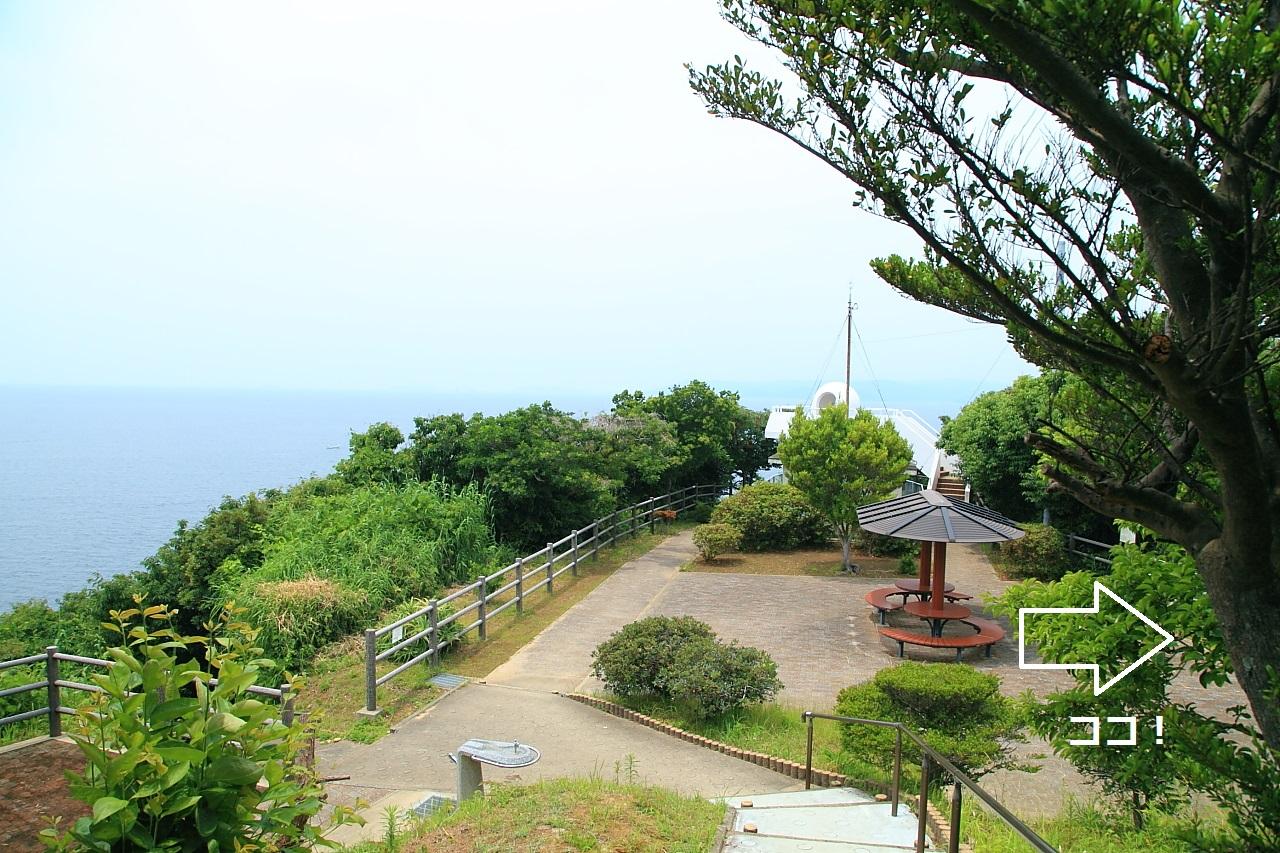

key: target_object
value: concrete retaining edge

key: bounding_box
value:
[561,692,970,851]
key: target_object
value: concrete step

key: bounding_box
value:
[716,788,941,852]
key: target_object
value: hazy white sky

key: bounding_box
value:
[0,1,1033,410]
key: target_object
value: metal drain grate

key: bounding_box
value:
[411,794,454,818]
[429,672,467,689]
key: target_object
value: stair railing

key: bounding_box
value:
[801,710,1056,853]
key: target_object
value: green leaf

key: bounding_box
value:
[206,755,262,786]
[92,796,129,822]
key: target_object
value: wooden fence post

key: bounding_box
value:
[571,529,579,577]
[363,630,378,715]
[477,578,488,641]
[428,601,441,667]
[546,542,555,594]
[515,557,525,615]
[45,646,61,738]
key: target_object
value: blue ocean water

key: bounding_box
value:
[0,386,608,611]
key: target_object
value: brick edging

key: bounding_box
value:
[562,692,970,852]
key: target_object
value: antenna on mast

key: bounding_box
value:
[845,287,854,415]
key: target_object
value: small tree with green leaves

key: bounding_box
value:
[41,599,358,851]
[779,405,912,572]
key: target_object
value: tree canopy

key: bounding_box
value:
[779,405,913,570]
[692,0,1280,748]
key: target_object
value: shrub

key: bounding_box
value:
[683,500,716,524]
[376,598,463,663]
[239,576,367,672]
[997,522,1072,580]
[663,637,782,719]
[710,483,830,551]
[692,524,743,561]
[834,662,1026,785]
[41,601,357,851]
[851,529,919,558]
[591,616,716,697]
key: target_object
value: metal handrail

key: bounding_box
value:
[801,710,1056,853]
[0,647,293,737]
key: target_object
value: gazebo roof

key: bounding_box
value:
[856,489,1025,543]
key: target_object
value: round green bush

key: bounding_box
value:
[834,662,1025,785]
[692,523,743,561]
[710,483,831,551]
[591,616,716,697]
[997,522,1072,580]
[851,529,919,558]
[663,637,783,719]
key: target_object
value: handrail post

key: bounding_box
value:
[803,711,814,790]
[950,781,962,853]
[363,630,378,714]
[428,602,441,667]
[515,557,525,615]
[917,754,930,853]
[892,726,903,816]
[571,529,579,577]
[45,646,61,738]
[280,683,295,727]
[546,542,554,594]
[592,521,600,560]
[477,578,488,641]
[648,497,656,533]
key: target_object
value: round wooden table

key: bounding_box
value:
[894,578,955,602]
[904,600,972,637]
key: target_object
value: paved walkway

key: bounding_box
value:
[321,529,1247,821]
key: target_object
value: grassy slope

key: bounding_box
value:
[340,779,724,853]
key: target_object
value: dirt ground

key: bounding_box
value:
[0,738,87,851]
[684,546,906,578]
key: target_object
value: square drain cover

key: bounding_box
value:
[429,672,467,689]
[411,794,454,818]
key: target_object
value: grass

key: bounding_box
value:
[960,797,1218,853]
[300,522,695,742]
[342,778,725,853]
[683,545,907,578]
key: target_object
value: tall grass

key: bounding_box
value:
[225,481,503,670]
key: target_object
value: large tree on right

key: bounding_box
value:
[691,1,1280,747]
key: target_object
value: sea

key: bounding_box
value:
[0,386,609,612]
[0,383,955,613]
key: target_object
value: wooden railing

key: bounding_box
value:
[0,647,294,739]
[1066,533,1114,566]
[361,484,723,715]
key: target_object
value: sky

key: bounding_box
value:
[0,1,1035,414]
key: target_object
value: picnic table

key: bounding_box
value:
[903,599,973,637]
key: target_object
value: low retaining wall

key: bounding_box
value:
[563,692,967,851]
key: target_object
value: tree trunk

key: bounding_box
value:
[1194,539,1280,752]
[841,535,853,573]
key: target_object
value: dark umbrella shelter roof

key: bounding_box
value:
[856,489,1025,543]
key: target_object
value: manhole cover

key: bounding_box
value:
[429,673,467,689]
[411,794,454,817]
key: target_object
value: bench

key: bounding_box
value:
[943,591,973,602]
[879,617,1005,661]
[865,587,906,625]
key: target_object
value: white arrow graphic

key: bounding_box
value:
[1018,581,1174,695]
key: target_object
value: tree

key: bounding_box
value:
[691,1,1280,748]
[410,404,615,548]
[778,405,912,571]
[335,422,410,486]
[612,381,772,490]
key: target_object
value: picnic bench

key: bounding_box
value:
[878,617,1005,661]
[865,587,906,624]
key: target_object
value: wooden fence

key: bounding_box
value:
[1066,533,1114,566]
[0,647,293,738]
[361,483,722,715]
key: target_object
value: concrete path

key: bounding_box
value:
[483,531,697,693]
[320,683,800,805]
